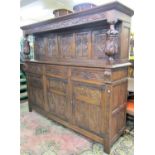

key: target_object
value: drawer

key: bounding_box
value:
[27,74,43,88]
[47,77,68,94]
[46,65,68,79]
[26,63,43,74]
[71,68,112,84]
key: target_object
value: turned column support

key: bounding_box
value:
[105,20,119,63]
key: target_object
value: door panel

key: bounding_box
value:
[72,81,106,136]
[46,77,69,121]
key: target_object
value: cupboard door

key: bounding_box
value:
[46,77,70,121]
[72,82,106,136]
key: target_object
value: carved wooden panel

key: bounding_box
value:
[111,113,117,140]
[59,33,74,58]
[117,108,126,132]
[92,29,107,59]
[112,84,120,111]
[27,73,44,109]
[34,36,46,60]
[112,81,127,111]
[73,83,101,105]
[75,32,90,58]
[111,80,127,142]
[28,86,35,105]
[47,34,58,58]
[120,26,130,59]
[47,92,68,121]
[47,77,68,121]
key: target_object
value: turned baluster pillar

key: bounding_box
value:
[105,21,119,62]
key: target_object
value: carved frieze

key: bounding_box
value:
[24,12,106,34]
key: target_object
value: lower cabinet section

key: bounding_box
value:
[26,63,128,154]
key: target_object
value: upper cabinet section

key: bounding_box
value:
[21,1,134,67]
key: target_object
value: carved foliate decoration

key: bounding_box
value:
[105,23,119,62]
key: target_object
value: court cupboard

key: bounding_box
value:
[21,2,134,153]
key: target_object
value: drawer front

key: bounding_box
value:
[27,74,43,89]
[47,77,67,94]
[71,68,111,84]
[26,63,43,74]
[46,65,68,79]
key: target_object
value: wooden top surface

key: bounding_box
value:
[25,59,131,69]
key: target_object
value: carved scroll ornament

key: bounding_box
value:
[105,22,119,62]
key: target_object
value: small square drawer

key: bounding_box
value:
[26,63,43,74]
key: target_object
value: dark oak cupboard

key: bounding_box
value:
[21,2,134,153]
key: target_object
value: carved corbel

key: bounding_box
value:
[105,21,119,62]
[23,35,30,59]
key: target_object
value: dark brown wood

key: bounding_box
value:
[21,2,134,154]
